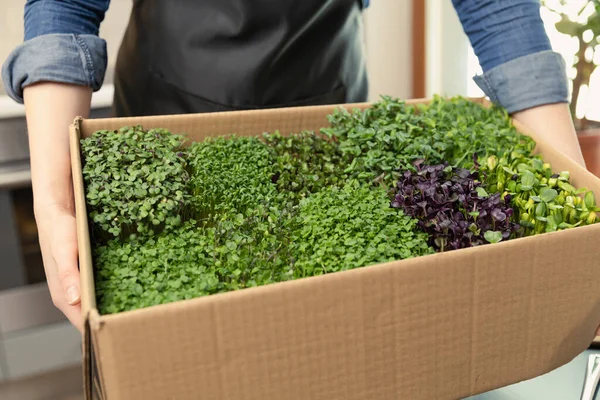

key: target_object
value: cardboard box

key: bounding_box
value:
[70,98,600,400]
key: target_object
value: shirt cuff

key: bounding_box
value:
[473,50,569,114]
[1,33,107,104]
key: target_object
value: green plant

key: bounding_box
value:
[289,181,434,278]
[81,126,191,242]
[322,96,535,188]
[95,220,219,314]
[187,136,278,219]
[94,179,433,314]
[483,153,599,235]
[264,130,347,202]
[83,95,599,316]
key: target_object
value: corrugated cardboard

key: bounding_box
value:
[69,98,600,400]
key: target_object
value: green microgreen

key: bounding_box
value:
[82,95,598,315]
[81,126,191,242]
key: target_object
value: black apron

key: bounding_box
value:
[112,0,369,117]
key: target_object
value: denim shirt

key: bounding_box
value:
[2,0,568,114]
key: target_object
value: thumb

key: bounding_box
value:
[51,212,81,305]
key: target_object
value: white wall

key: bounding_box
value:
[0,2,26,95]
[363,0,413,101]
[425,0,470,97]
[100,2,133,85]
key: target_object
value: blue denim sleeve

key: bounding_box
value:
[452,0,569,113]
[1,0,110,104]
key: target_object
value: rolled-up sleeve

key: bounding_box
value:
[1,0,110,104]
[452,0,569,113]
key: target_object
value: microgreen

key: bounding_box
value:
[391,160,520,251]
[481,152,599,235]
[321,95,536,188]
[82,95,599,315]
[187,135,277,218]
[289,181,434,278]
[94,181,433,314]
[94,220,220,314]
[81,126,191,242]
[264,130,347,203]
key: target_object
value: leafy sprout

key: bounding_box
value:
[321,95,535,188]
[391,160,521,251]
[81,126,191,242]
[82,96,598,315]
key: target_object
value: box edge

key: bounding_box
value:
[69,117,101,400]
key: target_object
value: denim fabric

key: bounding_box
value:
[451,0,553,71]
[1,33,107,102]
[23,0,110,40]
[451,0,569,109]
[2,0,111,103]
[2,0,569,113]
[473,50,569,114]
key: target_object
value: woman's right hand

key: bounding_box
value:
[23,82,93,333]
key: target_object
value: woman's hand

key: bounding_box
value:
[24,82,92,333]
[512,103,586,167]
[513,103,600,338]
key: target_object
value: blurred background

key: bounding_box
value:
[0,1,598,399]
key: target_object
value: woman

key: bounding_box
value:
[1,0,589,332]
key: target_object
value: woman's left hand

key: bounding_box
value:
[512,103,600,341]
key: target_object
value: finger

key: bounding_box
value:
[62,303,84,333]
[50,211,81,306]
[37,210,84,333]
[39,235,83,333]
[596,325,600,337]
